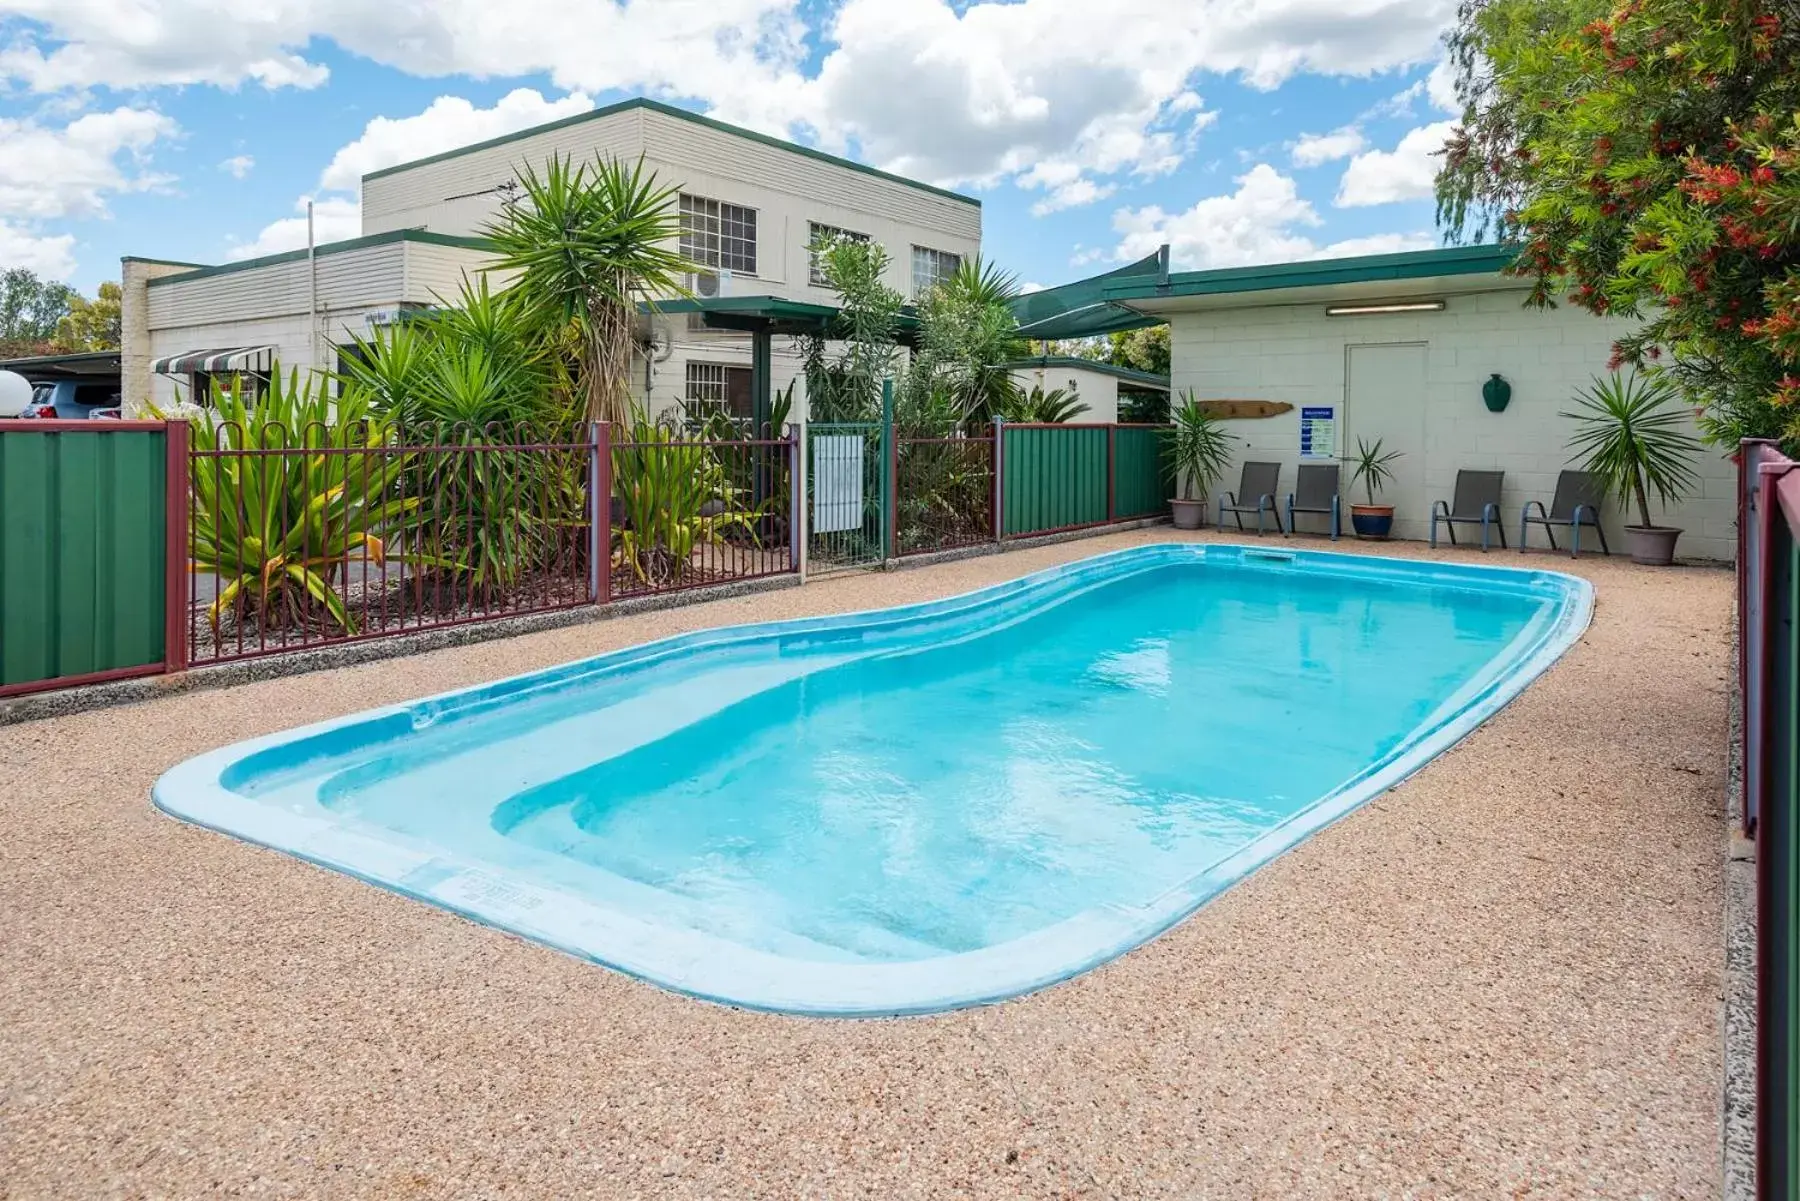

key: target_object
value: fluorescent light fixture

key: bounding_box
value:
[1325,300,1447,316]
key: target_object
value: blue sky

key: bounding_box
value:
[0,0,1464,297]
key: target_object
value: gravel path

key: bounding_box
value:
[0,530,1729,1199]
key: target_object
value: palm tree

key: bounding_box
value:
[998,384,1090,423]
[481,154,694,426]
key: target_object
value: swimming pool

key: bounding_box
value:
[155,544,1591,1016]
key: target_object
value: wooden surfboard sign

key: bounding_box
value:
[1192,400,1294,419]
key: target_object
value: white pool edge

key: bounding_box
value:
[153,543,1595,1018]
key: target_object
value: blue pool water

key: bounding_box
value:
[156,545,1591,1015]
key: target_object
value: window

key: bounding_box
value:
[680,195,757,275]
[911,245,963,297]
[808,222,871,286]
[191,371,266,406]
[685,361,753,420]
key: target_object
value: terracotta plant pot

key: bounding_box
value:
[1350,504,1395,540]
[1624,525,1682,566]
[1170,497,1206,530]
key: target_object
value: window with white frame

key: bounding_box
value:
[685,361,752,419]
[808,222,871,286]
[680,195,757,275]
[911,245,963,297]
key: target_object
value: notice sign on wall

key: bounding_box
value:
[1299,406,1336,460]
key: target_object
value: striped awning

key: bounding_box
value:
[150,346,274,375]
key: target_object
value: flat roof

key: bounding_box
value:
[1104,244,1519,305]
[0,350,122,378]
[1002,355,1170,391]
[362,97,981,209]
[145,230,493,288]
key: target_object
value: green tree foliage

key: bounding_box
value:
[481,154,692,426]
[997,384,1090,423]
[1066,325,1171,377]
[0,268,78,356]
[55,281,122,351]
[1436,0,1800,447]
[903,257,1027,430]
[803,235,904,423]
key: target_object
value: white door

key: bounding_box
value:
[1344,343,1428,539]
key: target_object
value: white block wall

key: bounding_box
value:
[1168,287,1737,561]
[1008,364,1121,424]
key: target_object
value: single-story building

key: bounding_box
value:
[1030,244,1735,561]
[1003,355,1168,424]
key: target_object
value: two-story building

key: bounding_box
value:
[121,98,983,420]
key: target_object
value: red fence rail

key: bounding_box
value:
[1738,437,1800,1200]
[893,433,996,556]
[185,422,800,666]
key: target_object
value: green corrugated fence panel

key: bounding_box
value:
[1002,426,1109,536]
[0,428,166,689]
[1111,427,1168,519]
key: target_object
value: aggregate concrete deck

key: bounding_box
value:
[0,531,1730,1198]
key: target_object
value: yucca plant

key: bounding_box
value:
[182,371,433,636]
[1562,371,1702,530]
[1163,391,1234,501]
[482,153,695,426]
[610,416,758,585]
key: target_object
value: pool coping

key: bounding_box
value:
[152,542,1595,1018]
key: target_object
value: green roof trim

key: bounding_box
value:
[121,255,207,269]
[1104,244,1520,303]
[1002,355,1170,391]
[644,294,925,344]
[361,97,981,208]
[146,230,494,287]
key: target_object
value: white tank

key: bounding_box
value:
[0,370,34,418]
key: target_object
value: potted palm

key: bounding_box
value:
[1348,437,1403,539]
[1561,371,1701,565]
[1164,392,1235,529]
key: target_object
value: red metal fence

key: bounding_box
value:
[893,433,996,556]
[185,422,800,666]
[1737,437,1800,1200]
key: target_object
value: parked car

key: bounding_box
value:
[16,380,123,419]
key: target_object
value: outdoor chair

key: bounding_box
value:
[1285,462,1341,540]
[1217,461,1284,535]
[1519,470,1609,557]
[1429,470,1508,550]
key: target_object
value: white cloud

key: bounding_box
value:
[317,88,594,192]
[219,154,254,179]
[229,87,592,260]
[0,0,1456,227]
[1335,119,1456,206]
[0,107,178,221]
[1426,57,1460,114]
[0,222,78,279]
[1109,164,1437,270]
[1291,127,1366,167]
[225,196,360,260]
[1113,164,1322,269]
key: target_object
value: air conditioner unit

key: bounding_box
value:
[687,269,732,299]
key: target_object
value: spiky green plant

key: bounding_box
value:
[610,416,759,585]
[481,153,694,426]
[180,371,433,636]
[1348,437,1403,506]
[997,384,1090,424]
[1163,392,1235,501]
[1561,371,1703,529]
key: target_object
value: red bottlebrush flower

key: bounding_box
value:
[1753,166,1777,185]
[1607,350,1625,370]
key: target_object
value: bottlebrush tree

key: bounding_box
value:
[1436,0,1800,449]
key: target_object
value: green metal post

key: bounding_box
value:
[880,378,895,561]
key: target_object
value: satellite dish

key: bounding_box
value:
[0,370,33,418]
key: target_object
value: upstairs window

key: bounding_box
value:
[911,245,963,297]
[680,195,757,275]
[808,222,871,286]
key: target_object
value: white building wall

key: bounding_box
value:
[359,102,981,303]
[1167,287,1736,561]
[1008,363,1121,424]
